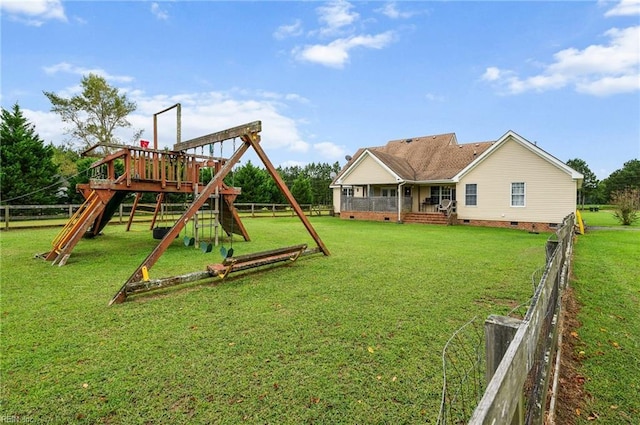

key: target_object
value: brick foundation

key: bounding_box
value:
[457,219,558,233]
[339,211,400,222]
[339,211,558,232]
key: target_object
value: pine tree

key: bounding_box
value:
[0,103,61,204]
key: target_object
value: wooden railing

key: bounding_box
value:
[89,146,221,189]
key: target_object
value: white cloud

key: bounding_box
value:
[294,31,395,68]
[22,109,67,144]
[377,2,418,19]
[425,93,445,102]
[313,142,347,161]
[273,19,303,40]
[283,1,398,68]
[316,0,359,37]
[43,62,134,83]
[0,0,67,26]
[34,84,313,157]
[255,90,310,104]
[481,67,502,82]
[151,3,169,21]
[604,0,640,17]
[482,25,640,96]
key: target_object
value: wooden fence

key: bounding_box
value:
[468,213,575,424]
[0,203,334,229]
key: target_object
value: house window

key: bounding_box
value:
[342,187,353,197]
[511,182,525,207]
[465,184,477,206]
[381,188,397,197]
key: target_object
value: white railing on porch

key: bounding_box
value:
[341,196,412,213]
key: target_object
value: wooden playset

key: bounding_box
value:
[41,104,329,304]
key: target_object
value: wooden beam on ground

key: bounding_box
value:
[125,245,316,299]
[125,270,212,295]
[173,121,262,151]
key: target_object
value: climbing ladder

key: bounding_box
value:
[44,190,110,266]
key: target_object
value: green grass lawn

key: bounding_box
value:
[0,218,556,424]
[579,210,640,228]
[570,229,640,424]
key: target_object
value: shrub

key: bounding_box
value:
[611,188,640,225]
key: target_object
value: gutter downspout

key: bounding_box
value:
[397,182,406,223]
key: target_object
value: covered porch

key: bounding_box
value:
[336,183,457,223]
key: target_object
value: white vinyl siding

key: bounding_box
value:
[339,154,397,185]
[455,135,578,223]
[465,184,477,206]
[511,182,525,207]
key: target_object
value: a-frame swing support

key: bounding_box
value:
[109,121,329,305]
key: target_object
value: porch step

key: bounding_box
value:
[403,212,450,225]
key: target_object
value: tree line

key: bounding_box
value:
[1,74,638,213]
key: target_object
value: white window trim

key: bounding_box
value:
[465,183,477,207]
[511,182,526,207]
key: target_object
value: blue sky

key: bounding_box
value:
[1,0,639,179]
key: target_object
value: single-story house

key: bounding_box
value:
[329,130,583,232]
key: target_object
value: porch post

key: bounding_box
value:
[397,182,405,223]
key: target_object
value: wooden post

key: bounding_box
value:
[4,205,9,230]
[484,315,524,425]
[546,239,559,263]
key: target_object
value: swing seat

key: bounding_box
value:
[153,226,172,240]
[208,244,307,280]
[200,241,213,253]
[183,236,195,247]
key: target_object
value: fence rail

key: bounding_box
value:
[0,203,334,229]
[470,213,574,424]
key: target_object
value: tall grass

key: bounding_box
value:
[1,218,549,424]
[571,229,640,423]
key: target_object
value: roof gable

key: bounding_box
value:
[454,130,584,182]
[334,149,403,185]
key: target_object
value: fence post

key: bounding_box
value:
[484,315,524,425]
[4,205,9,230]
[545,240,559,263]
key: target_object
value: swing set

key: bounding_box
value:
[108,118,330,305]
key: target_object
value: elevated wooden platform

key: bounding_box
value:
[43,140,248,265]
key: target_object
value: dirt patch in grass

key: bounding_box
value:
[553,286,587,424]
